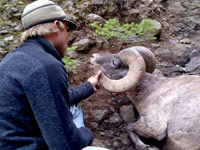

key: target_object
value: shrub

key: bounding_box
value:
[62,46,78,70]
[90,18,156,42]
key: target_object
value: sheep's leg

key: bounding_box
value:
[127,126,150,150]
[127,115,167,150]
[133,113,167,140]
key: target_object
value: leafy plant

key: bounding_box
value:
[90,18,156,42]
[62,56,77,70]
[67,46,78,52]
[62,46,78,70]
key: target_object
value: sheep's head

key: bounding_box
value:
[91,53,129,80]
[91,46,156,93]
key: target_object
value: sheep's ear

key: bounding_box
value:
[99,48,146,93]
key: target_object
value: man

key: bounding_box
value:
[0,0,103,149]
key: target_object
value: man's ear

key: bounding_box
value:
[53,20,60,32]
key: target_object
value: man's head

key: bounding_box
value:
[20,0,77,57]
[21,0,77,31]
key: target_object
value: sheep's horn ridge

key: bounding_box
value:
[132,46,156,73]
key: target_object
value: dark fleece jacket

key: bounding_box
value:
[0,36,94,150]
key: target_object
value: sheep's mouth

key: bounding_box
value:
[90,54,98,65]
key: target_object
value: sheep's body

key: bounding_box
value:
[127,73,200,150]
[91,48,200,150]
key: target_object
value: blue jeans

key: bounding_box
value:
[70,105,85,128]
[70,105,110,150]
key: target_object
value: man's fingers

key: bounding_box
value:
[95,70,102,79]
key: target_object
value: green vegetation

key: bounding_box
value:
[0,0,24,23]
[62,46,78,70]
[67,46,78,52]
[90,18,156,42]
[0,17,4,25]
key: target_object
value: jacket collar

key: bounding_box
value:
[26,36,65,65]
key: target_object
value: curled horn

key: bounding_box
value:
[99,47,146,93]
[132,46,156,73]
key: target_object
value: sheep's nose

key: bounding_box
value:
[90,53,98,64]
[92,53,98,57]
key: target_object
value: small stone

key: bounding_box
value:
[72,38,91,51]
[14,25,22,32]
[92,0,103,5]
[90,122,98,128]
[92,109,108,121]
[180,38,191,44]
[100,132,105,136]
[4,36,14,42]
[0,30,9,35]
[109,113,121,124]
[0,41,6,47]
[190,49,199,60]
[113,141,121,148]
[66,51,79,59]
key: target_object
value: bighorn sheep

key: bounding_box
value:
[90,46,200,150]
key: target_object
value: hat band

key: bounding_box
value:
[22,3,56,19]
[24,16,66,30]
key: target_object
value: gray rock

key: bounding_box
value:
[10,7,18,13]
[93,139,107,148]
[72,38,91,51]
[65,1,74,8]
[79,2,93,14]
[171,44,192,66]
[124,9,140,23]
[2,26,10,31]
[90,122,98,128]
[109,113,121,124]
[0,30,9,35]
[185,56,200,72]
[4,36,14,42]
[86,14,104,23]
[92,109,108,121]
[66,51,79,59]
[151,19,162,36]
[113,140,121,148]
[13,12,22,18]
[14,25,22,32]
[0,41,6,47]
[189,49,199,60]
[120,105,136,124]
[106,3,118,16]
[168,2,185,14]
[96,39,110,51]
[156,43,192,67]
[92,0,103,5]
[155,48,173,62]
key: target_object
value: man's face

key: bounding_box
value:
[54,22,69,58]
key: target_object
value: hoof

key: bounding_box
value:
[136,144,150,150]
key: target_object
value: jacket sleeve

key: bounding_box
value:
[22,62,93,150]
[68,82,94,105]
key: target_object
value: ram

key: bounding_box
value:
[91,46,200,150]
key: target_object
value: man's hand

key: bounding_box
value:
[88,70,102,92]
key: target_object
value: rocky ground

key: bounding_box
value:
[1,0,200,149]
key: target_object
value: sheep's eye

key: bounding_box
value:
[111,58,121,68]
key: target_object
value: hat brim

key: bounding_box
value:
[62,17,77,31]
